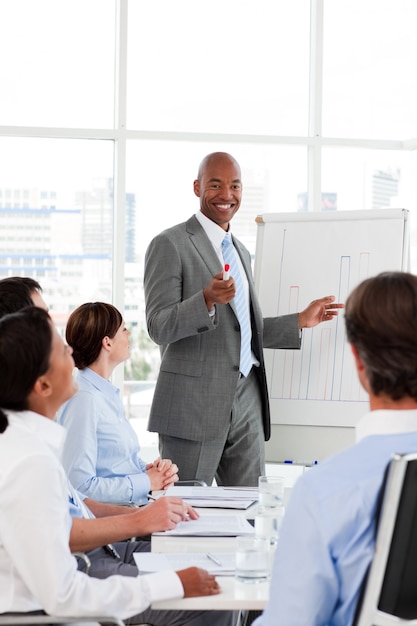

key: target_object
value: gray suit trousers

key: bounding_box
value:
[159,368,265,487]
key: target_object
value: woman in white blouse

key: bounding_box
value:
[58,302,178,505]
[0,306,225,623]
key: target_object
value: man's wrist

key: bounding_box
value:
[203,287,215,311]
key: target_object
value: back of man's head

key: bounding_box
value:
[345,271,417,401]
[0,277,42,318]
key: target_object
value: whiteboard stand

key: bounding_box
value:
[254,209,409,433]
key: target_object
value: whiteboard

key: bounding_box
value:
[253,209,410,428]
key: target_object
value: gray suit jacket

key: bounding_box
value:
[144,215,301,443]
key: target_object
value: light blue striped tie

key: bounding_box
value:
[221,233,252,377]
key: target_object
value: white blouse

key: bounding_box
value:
[0,410,183,618]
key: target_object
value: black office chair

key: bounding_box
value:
[354,451,417,626]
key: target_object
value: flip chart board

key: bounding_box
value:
[253,209,410,427]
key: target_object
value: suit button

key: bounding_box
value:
[233,324,240,332]
[233,365,239,372]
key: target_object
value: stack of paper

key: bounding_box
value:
[152,514,255,537]
[134,551,236,576]
[164,485,258,509]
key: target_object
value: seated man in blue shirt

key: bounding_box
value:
[255,271,417,626]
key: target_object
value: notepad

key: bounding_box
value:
[163,486,258,509]
[175,498,256,509]
[133,551,236,576]
[152,514,255,537]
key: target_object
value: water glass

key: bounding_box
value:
[235,536,270,583]
[254,505,284,548]
[258,475,284,508]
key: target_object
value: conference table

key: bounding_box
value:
[150,498,271,615]
[151,575,269,611]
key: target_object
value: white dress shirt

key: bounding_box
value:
[0,410,183,618]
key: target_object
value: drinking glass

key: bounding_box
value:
[235,536,270,583]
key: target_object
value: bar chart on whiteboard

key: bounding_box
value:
[254,209,409,427]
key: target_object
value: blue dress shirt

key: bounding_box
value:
[58,368,150,505]
[254,409,417,626]
[67,480,94,518]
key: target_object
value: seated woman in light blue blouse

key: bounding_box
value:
[58,302,179,505]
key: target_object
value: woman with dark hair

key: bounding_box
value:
[58,302,178,505]
[0,307,226,623]
[0,306,75,433]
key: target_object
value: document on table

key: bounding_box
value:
[152,514,255,536]
[171,498,255,509]
[134,551,236,576]
[163,486,258,509]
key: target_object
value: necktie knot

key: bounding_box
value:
[222,233,232,249]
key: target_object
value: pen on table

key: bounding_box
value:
[223,264,230,280]
[206,552,222,566]
[148,490,166,501]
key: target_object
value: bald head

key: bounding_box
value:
[196,152,241,181]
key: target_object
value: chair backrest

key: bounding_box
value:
[355,452,417,626]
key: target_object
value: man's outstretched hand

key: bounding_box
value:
[298,295,344,329]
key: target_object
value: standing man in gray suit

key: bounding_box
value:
[144,152,343,486]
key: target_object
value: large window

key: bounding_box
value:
[1,0,417,451]
[0,137,114,334]
[322,0,417,140]
[127,0,311,136]
[0,1,115,128]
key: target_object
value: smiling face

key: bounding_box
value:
[193,152,242,231]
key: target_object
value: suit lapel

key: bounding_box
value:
[186,216,222,277]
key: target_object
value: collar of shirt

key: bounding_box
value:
[355,409,417,442]
[6,409,66,461]
[80,366,120,398]
[195,210,231,263]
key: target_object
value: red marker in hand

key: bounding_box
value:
[223,264,230,280]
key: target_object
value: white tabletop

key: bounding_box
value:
[152,575,269,611]
[151,502,258,553]
[150,503,270,611]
